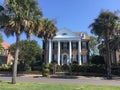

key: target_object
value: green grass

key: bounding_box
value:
[0,82,120,90]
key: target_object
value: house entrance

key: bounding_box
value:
[62,53,68,65]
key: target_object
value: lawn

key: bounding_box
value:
[0,82,120,90]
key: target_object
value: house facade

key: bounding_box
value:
[46,28,89,65]
[0,42,13,65]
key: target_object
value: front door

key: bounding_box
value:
[62,54,68,65]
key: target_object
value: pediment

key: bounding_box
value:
[54,28,80,39]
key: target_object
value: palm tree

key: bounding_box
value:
[0,0,42,84]
[89,11,119,79]
[34,18,57,63]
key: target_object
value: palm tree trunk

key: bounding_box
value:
[12,33,20,84]
[106,39,112,79]
[44,40,48,63]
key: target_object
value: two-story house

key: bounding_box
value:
[0,42,13,65]
[44,28,89,65]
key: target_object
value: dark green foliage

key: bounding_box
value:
[90,55,105,65]
[111,65,120,75]
[71,64,106,74]
[9,40,42,71]
[0,65,12,71]
[61,64,70,72]
[31,61,42,71]
[0,60,2,66]
[49,64,70,72]
[42,63,49,77]
[72,60,78,64]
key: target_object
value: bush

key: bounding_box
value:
[90,55,105,65]
[31,61,42,71]
[112,65,120,75]
[42,63,49,77]
[71,64,106,74]
[0,65,12,71]
[61,64,69,72]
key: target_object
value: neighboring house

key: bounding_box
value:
[44,28,89,65]
[0,42,13,65]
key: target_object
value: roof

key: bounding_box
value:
[1,42,10,49]
[52,28,89,41]
[52,28,80,41]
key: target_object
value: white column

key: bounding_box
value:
[58,41,60,65]
[78,40,82,65]
[49,39,52,63]
[69,41,72,64]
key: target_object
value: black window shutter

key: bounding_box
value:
[76,42,78,49]
[62,42,63,49]
[77,54,78,61]
[53,54,54,61]
[81,55,83,64]
[81,42,83,49]
[67,42,69,49]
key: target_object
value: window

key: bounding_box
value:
[72,54,77,61]
[82,42,86,49]
[72,43,77,49]
[62,42,68,49]
[82,55,87,63]
[52,54,58,62]
[53,42,58,49]
[62,33,67,35]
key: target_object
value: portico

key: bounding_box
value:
[48,28,83,65]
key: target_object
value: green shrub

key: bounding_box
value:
[31,61,42,71]
[56,65,62,72]
[42,63,49,77]
[0,65,12,71]
[61,64,69,72]
[112,66,120,75]
[90,55,105,65]
[71,64,106,74]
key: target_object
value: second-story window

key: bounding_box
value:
[72,42,78,49]
[53,42,58,49]
[62,42,68,49]
[63,43,67,49]
[82,42,86,49]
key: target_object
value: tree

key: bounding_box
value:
[0,33,3,43]
[90,55,105,65]
[0,33,3,51]
[89,10,119,79]
[89,36,99,56]
[0,0,42,84]
[34,18,57,63]
[9,40,42,71]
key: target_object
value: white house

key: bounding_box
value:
[44,28,89,65]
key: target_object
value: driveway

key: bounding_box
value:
[0,74,120,86]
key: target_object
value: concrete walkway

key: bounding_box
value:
[0,74,120,86]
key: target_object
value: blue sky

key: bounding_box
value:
[0,0,120,46]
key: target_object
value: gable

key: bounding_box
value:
[54,28,80,39]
